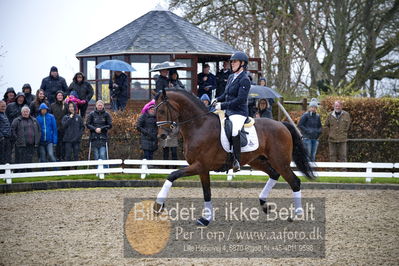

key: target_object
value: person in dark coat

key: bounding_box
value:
[160,125,179,161]
[68,72,94,118]
[40,66,68,105]
[168,69,185,90]
[62,102,84,161]
[197,64,217,99]
[30,89,50,117]
[109,71,128,111]
[5,92,27,124]
[36,103,58,163]
[11,106,41,165]
[247,98,257,118]
[50,91,68,161]
[216,61,231,97]
[255,98,273,119]
[136,102,158,160]
[298,99,322,161]
[22,83,35,106]
[153,70,169,95]
[2,87,16,105]
[214,52,251,172]
[86,100,112,161]
[0,101,12,166]
[257,77,275,117]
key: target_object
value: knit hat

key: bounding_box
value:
[141,99,156,114]
[200,94,211,102]
[50,66,58,72]
[70,91,78,97]
[309,98,318,108]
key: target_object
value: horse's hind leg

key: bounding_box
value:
[197,172,213,226]
[288,171,303,215]
[274,164,304,216]
[250,157,303,215]
[249,157,280,209]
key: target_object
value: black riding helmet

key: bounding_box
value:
[230,51,249,73]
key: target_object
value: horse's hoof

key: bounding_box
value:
[262,205,270,214]
[153,202,164,215]
[196,217,210,226]
[259,199,266,206]
[295,208,304,216]
[259,199,270,214]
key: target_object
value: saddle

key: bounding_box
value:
[213,110,258,173]
[214,110,255,147]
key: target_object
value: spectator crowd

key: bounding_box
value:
[0,66,110,168]
[1,63,351,168]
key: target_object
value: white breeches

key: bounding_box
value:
[229,114,246,136]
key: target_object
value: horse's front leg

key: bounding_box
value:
[154,163,201,213]
[196,172,213,226]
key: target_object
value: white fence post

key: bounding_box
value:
[227,170,233,181]
[5,164,12,184]
[98,160,105,180]
[365,161,373,183]
[141,159,147,179]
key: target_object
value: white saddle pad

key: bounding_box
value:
[220,122,259,153]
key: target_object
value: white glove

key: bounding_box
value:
[210,99,218,106]
[215,102,222,110]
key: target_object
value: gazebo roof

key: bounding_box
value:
[76,10,236,57]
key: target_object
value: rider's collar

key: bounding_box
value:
[233,69,244,81]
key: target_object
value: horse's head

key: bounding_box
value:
[154,88,210,139]
[155,89,180,140]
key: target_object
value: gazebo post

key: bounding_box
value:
[193,55,199,95]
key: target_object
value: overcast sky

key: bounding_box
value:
[0,0,172,97]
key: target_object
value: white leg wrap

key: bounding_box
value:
[292,190,303,214]
[203,201,213,221]
[156,180,172,204]
[259,178,277,200]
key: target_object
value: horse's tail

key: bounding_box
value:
[282,122,316,180]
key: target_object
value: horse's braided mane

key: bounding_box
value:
[167,89,209,113]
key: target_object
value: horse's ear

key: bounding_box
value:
[162,88,167,99]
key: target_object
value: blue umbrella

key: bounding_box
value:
[96,59,136,72]
[248,85,282,99]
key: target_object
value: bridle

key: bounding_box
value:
[155,96,212,132]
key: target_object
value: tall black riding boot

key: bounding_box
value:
[232,135,241,172]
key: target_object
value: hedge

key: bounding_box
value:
[285,97,399,162]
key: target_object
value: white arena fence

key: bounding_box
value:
[0,160,398,184]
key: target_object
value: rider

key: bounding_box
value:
[212,51,251,172]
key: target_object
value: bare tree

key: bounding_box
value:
[169,0,399,97]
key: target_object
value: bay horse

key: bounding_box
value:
[153,89,315,226]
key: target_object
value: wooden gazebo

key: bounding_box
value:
[76,10,261,104]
